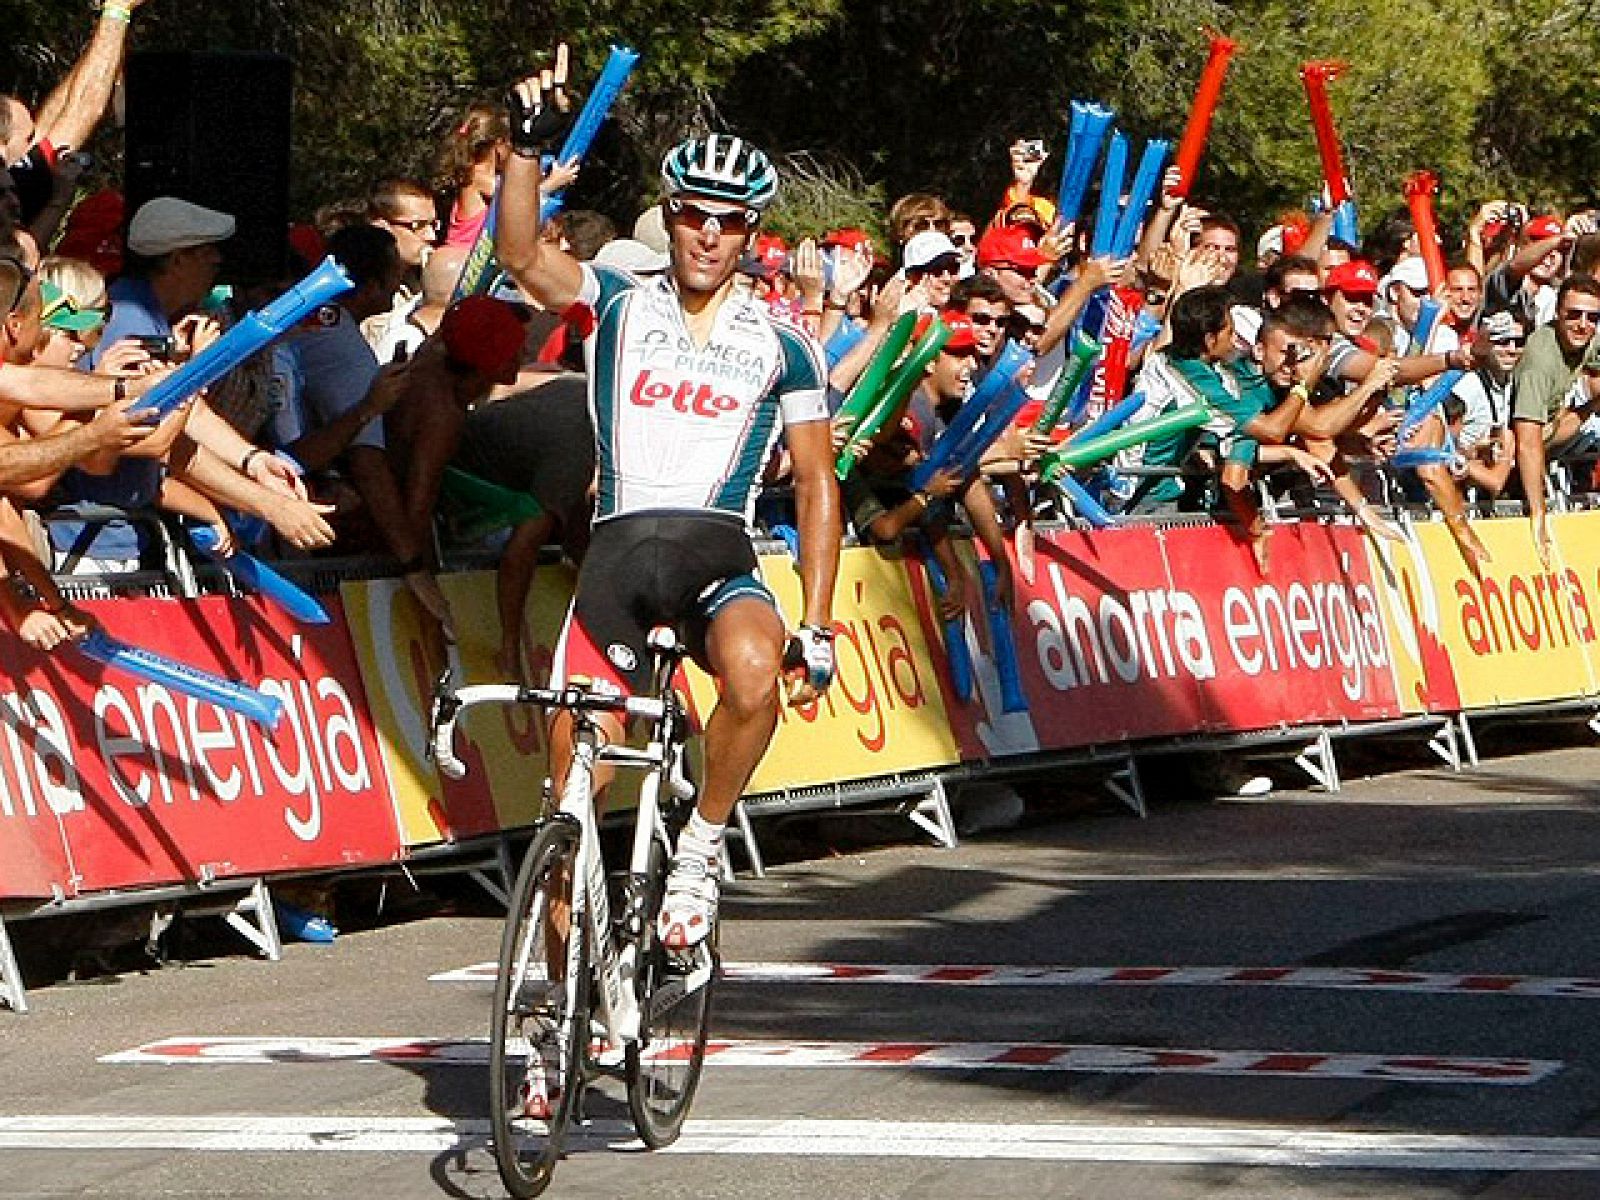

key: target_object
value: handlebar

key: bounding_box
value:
[427,674,669,782]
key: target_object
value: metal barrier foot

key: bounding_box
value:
[1105,756,1148,818]
[1294,731,1340,793]
[223,879,283,962]
[909,777,959,849]
[722,801,766,880]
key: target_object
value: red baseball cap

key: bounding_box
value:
[441,296,528,384]
[1524,215,1565,241]
[754,233,789,274]
[54,189,125,280]
[977,224,1047,271]
[940,310,978,352]
[822,227,874,254]
[1324,259,1380,297]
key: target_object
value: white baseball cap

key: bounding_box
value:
[127,197,236,256]
[903,230,961,272]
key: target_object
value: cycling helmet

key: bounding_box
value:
[660,134,779,211]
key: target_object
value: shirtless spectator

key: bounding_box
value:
[373,244,466,365]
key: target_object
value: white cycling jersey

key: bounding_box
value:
[574,263,829,525]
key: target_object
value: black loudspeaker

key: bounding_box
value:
[124,51,292,287]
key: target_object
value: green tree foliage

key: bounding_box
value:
[6,0,1600,239]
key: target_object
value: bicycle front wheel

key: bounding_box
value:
[489,818,589,1198]
[626,843,718,1147]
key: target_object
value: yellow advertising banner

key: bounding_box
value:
[1404,516,1597,709]
[1361,532,1456,714]
[683,546,962,794]
[342,567,575,848]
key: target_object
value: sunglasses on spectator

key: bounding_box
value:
[909,216,950,233]
[1008,316,1046,336]
[1488,335,1527,347]
[390,217,439,235]
[949,232,976,247]
[966,312,1005,326]
[0,258,34,319]
[1560,306,1600,325]
[912,256,960,277]
[667,196,758,235]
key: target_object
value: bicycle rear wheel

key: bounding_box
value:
[490,819,589,1198]
[626,843,718,1147]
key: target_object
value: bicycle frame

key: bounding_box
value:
[430,630,698,1050]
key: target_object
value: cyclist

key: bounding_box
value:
[496,47,840,953]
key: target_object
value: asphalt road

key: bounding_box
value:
[6,723,1600,1199]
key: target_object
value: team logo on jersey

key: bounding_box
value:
[606,643,638,673]
[629,369,742,418]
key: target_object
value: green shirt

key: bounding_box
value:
[1130,353,1267,508]
[1511,324,1592,426]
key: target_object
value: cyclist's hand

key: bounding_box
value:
[782,623,835,707]
[508,44,575,159]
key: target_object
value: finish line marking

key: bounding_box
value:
[429,960,1600,999]
[99,1036,1559,1085]
[6,1115,1600,1171]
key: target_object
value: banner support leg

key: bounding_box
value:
[223,879,282,962]
[1428,716,1464,771]
[1106,755,1148,818]
[723,800,766,880]
[1455,713,1479,767]
[0,912,27,1014]
[1294,730,1340,793]
[908,777,958,849]
[467,836,515,910]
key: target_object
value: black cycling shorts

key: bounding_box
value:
[554,511,776,695]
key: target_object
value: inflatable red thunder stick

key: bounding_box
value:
[1170,31,1239,199]
[1404,170,1448,292]
[1300,61,1351,205]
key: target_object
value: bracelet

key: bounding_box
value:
[101,3,132,23]
[801,308,823,318]
[799,622,835,640]
[239,448,263,474]
[910,491,930,509]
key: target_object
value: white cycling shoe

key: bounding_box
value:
[657,854,719,950]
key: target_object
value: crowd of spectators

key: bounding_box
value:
[4,4,1600,667]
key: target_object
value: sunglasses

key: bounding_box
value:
[966,312,1005,326]
[949,232,976,247]
[0,258,34,318]
[1008,317,1046,336]
[1488,335,1527,347]
[909,216,950,233]
[1561,307,1600,324]
[911,256,960,277]
[390,217,439,235]
[667,196,758,235]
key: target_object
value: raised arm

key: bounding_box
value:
[31,2,144,152]
[496,46,585,311]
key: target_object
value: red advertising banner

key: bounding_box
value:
[911,523,1402,760]
[1159,522,1404,730]
[0,594,401,898]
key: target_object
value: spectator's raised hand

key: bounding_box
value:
[1009,139,1048,189]
[1039,219,1073,263]
[540,159,581,196]
[172,314,221,361]
[1157,165,1184,212]
[830,244,874,303]
[870,273,907,327]
[791,238,826,309]
[1169,204,1205,253]
[1568,211,1600,239]
[91,338,155,377]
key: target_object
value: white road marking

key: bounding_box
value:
[99,1035,1559,1084]
[429,959,1600,998]
[5,1114,1600,1171]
